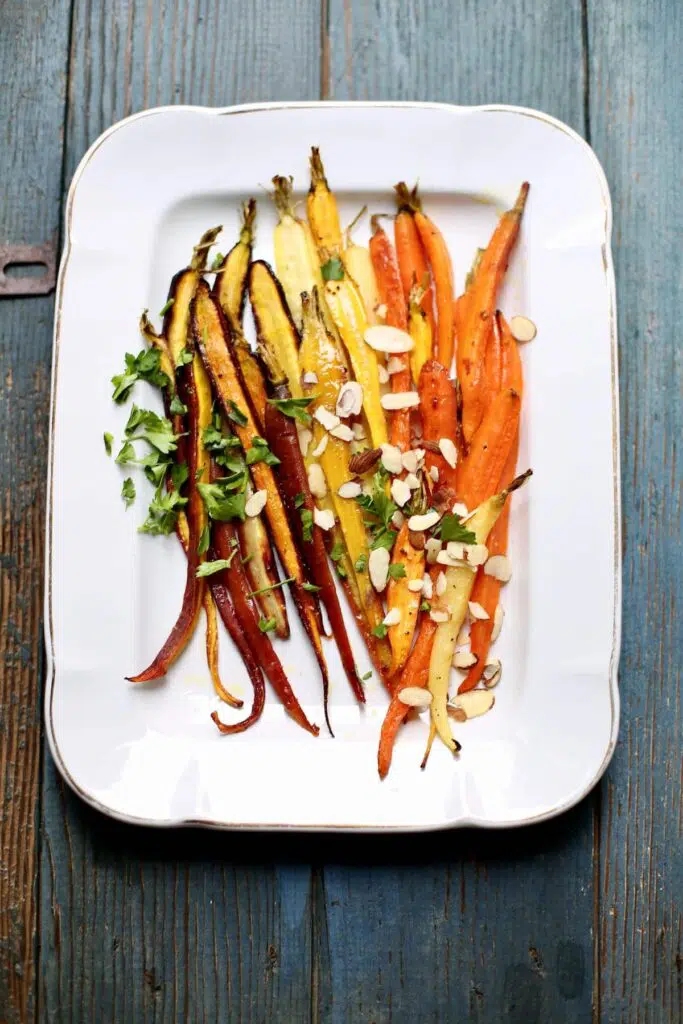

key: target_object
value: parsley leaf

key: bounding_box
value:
[176,347,193,366]
[300,508,314,542]
[210,252,226,273]
[139,450,172,488]
[197,523,210,555]
[437,512,477,545]
[197,481,247,522]
[371,529,397,552]
[124,406,180,454]
[170,462,189,492]
[121,478,136,508]
[103,432,114,456]
[115,440,137,465]
[355,471,398,553]
[267,395,315,425]
[202,417,242,470]
[372,622,388,639]
[329,541,347,578]
[170,394,188,415]
[294,492,306,509]
[388,562,406,580]
[246,437,280,467]
[420,600,431,612]
[159,297,175,317]
[258,616,277,633]
[302,581,321,593]
[195,553,238,578]
[361,670,372,681]
[321,257,345,281]
[139,488,187,535]
[226,401,248,427]
[354,553,368,573]
[112,348,169,402]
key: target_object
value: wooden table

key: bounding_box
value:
[1,2,680,1021]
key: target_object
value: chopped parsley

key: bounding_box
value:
[226,400,248,427]
[246,437,280,468]
[436,512,477,545]
[257,616,277,633]
[111,348,170,403]
[124,405,180,454]
[197,524,210,555]
[103,432,114,456]
[169,394,188,415]
[197,480,247,523]
[420,600,431,612]
[388,562,406,580]
[195,553,238,578]
[300,508,314,543]
[321,257,344,281]
[159,297,175,317]
[210,252,226,273]
[372,622,388,639]
[329,541,347,578]
[294,492,306,509]
[354,553,368,573]
[139,487,187,535]
[302,581,321,593]
[356,471,398,552]
[121,478,136,508]
[267,395,315,426]
[248,577,295,598]
[176,347,193,366]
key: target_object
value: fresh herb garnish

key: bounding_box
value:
[258,616,277,633]
[302,581,321,593]
[372,622,388,639]
[176,347,193,366]
[226,401,248,427]
[115,440,137,465]
[300,508,314,542]
[329,541,348,578]
[170,394,188,415]
[248,577,295,598]
[294,492,306,509]
[170,462,189,491]
[112,348,169,402]
[354,553,368,573]
[198,524,210,555]
[267,395,316,425]
[420,600,431,612]
[202,415,243,470]
[388,562,406,580]
[356,471,398,552]
[159,297,175,317]
[361,670,372,681]
[124,406,180,454]
[198,480,248,522]
[321,257,345,282]
[103,432,114,456]
[195,552,237,578]
[121,478,136,508]
[139,488,187,535]
[246,437,280,467]
[436,512,477,545]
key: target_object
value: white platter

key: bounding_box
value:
[45,102,620,831]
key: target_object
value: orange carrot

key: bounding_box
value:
[456,388,520,509]
[418,359,459,493]
[457,183,529,442]
[386,523,426,676]
[369,215,411,450]
[498,310,523,393]
[377,614,438,779]
[480,305,502,415]
[394,183,436,335]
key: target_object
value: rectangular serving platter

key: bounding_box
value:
[45,102,620,830]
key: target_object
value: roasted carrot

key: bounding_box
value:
[481,305,502,415]
[396,183,455,371]
[369,215,411,451]
[211,519,319,737]
[264,392,364,712]
[307,147,343,259]
[209,580,266,734]
[418,359,459,493]
[498,311,524,393]
[408,281,433,385]
[456,388,521,509]
[377,613,438,779]
[193,281,326,668]
[249,260,302,402]
[457,183,529,442]
[343,219,383,325]
[394,182,436,335]
[386,522,425,676]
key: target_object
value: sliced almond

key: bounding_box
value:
[484,554,512,582]
[429,465,440,483]
[453,649,477,669]
[421,574,433,599]
[468,601,489,621]
[314,406,341,432]
[245,490,267,517]
[330,423,355,442]
[450,689,495,719]
[447,705,468,723]
[369,546,390,592]
[430,609,449,623]
[313,507,335,531]
[352,422,367,440]
[436,550,468,569]
[391,477,412,508]
[298,427,312,456]
[383,607,401,627]
[307,462,327,499]
[338,480,362,499]
[404,472,420,490]
[438,437,458,468]
[397,687,432,708]
[392,510,405,529]
[386,356,404,375]
[435,571,447,597]
[509,315,537,343]
[364,325,414,353]
[464,544,489,567]
[377,364,390,384]
[381,391,420,411]
[311,433,328,458]
[336,381,363,418]
[302,370,318,385]
[408,509,440,531]
[447,541,466,561]
[401,450,419,474]
[491,604,504,643]
[380,443,403,475]
[408,578,424,592]
[424,537,442,564]
[482,658,502,689]
[451,501,469,519]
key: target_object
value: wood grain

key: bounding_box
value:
[0,2,72,1022]
[587,2,683,1020]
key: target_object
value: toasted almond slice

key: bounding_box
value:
[380,443,403,475]
[391,509,405,529]
[452,649,477,669]
[447,705,468,723]
[398,687,432,708]
[391,477,412,507]
[386,356,404,375]
[313,507,335,531]
[468,601,489,621]
[336,381,363,418]
[298,427,312,456]
[429,465,440,483]
[424,537,442,564]
[311,433,328,458]
[451,501,469,519]
[408,509,440,531]
[401,450,419,474]
[302,370,318,385]
[464,543,489,567]
[430,609,450,623]
[330,423,355,442]
[245,489,267,517]
[436,550,468,569]
[314,406,341,432]
[447,541,466,561]
[338,480,362,499]
[377,363,390,384]
[407,578,424,592]
[383,607,401,627]
[509,315,537,343]
[438,437,458,468]
[369,546,390,592]
[421,574,433,599]
[404,472,420,490]
[364,325,414,353]
[307,462,327,499]
[450,689,495,719]
[483,658,502,685]
[435,571,447,597]
[484,554,512,582]
[491,604,504,643]
[352,422,367,440]
[381,391,420,411]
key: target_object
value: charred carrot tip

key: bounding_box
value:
[513,182,530,214]
[504,467,533,495]
[394,181,421,213]
[309,146,327,188]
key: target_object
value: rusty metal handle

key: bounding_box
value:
[0,242,57,297]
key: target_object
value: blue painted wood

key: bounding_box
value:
[0,2,72,1022]
[587,2,682,1021]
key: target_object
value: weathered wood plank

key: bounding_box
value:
[318,3,598,1022]
[40,2,321,1022]
[587,2,682,1020]
[0,2,72,1022]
